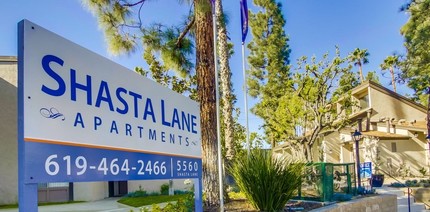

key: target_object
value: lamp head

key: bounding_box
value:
[352,130,362,141]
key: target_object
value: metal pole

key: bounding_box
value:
[355,139,361,192]
[212,4,224,210]
[242,43,250,155]
[407,187,411,212]
[427,87,430,173]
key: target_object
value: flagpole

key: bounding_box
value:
[212,0,224,210]
[240,0,250,155]
[242,42,250,155]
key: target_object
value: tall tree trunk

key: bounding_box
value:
[304,142,313,162]
[358,63,364,83]
[195,0,220,207]
[215,0,235,161]
[389,66,396,93]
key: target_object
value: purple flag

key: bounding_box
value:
[240,0,249,43]
[210,0,216,15]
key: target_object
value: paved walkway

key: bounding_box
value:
[2,185,430,211]
[375,185,429,212]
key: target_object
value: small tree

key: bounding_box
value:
[281,47,359,161]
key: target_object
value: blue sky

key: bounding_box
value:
[0,0,410,138]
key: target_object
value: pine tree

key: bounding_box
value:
[83,0,221,206]
[400,0,430,103]
[247,0,292,148]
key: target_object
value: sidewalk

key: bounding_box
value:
[375,185,429,212]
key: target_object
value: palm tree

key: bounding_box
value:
[215,0,235,161]
[349,48,370,83]
[380,55,400,93]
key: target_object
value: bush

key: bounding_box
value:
[125,186,161,197]
[174,190,191,195]
[229,149,305,211]
[390,182,405,188]
[126,186,147,197]
[228,191,247,200]
[160,183,169,195]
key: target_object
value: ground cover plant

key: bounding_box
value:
[118,194,188,208]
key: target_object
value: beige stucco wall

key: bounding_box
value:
[369,87,425,121]
[378,139,427,177]
[322,132,342,163]
[0,61,18,204]
[73,182,108,201]
[310,194,397,212]
[325,132,427,176]
[128,179,192,193]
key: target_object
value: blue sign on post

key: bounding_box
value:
[18,19,203,211]
[360,162,372,179]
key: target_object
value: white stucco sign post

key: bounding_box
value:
[18,19,202,211]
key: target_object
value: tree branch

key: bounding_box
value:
[176,16,195,48]
[122,0,146,7]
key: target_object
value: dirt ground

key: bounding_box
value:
[204,199,324,212]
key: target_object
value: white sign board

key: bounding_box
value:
[19,19,201,183]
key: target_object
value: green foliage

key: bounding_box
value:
[380,54,401,92]
[0,201,86,209]
[84,0,225,206]
[247,0,292,147]
[126,186,148,197]
[285,47,358,160]
[228,191,247,200]
[140,192,194,212]
[229,149,305,211]
[160,183,169,195]
[220,108,247,159]
[365,71,380,84]
[348,48,369,82]
[391,179,430,188]
[118,194,188,207]
[400,0,430,102]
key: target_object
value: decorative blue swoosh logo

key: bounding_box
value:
[40,107,65,121]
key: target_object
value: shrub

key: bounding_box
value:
[229,149,305,211]
[127,186,147,197]
[174,190,191,195]
[228,191,247,200]
[160,183,169,195]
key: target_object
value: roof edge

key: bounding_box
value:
[353,80,426,113]
[0,56,18,62]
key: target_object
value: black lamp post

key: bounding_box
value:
[352,130,362,191]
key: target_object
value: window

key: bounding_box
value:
[359,95,369,109]
[391,142,397,152]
